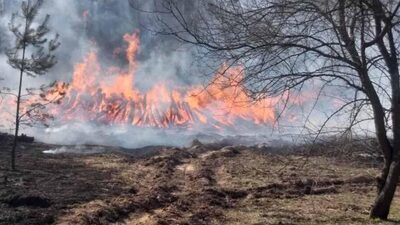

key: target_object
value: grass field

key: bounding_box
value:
[0,139,399,225]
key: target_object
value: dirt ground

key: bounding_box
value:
[0,140,399,225]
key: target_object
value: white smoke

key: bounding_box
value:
[43,145,106,154]
[0,0,368,148]
[33,122,294,149]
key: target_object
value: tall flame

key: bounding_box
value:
[24,32,280,129]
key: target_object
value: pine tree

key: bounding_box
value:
[7,0,60,170]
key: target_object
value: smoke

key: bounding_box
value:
[32,122,293,149]
[43,145,106,154]
[0,0,199,87]
[0,0,363,149]
[0,0,224,148]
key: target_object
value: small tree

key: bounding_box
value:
[7,0,59,170]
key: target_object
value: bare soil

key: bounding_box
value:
[0,140,399,225]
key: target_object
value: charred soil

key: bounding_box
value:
[0,139,399,225]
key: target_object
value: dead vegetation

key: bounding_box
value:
[0,138,399,225]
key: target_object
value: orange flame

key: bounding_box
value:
[10,32,282,129]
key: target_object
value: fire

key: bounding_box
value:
[31,32,280,129]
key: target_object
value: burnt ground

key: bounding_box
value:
[0,140,400,225]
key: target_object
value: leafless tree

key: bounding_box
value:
[6,0,59,170]
[132,0,400,219]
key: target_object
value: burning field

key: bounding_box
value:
[3,0,400,224]
[0,28,314,152]
[0,25,397,225]
[15,32,281,130]
[0,29,310,148]
[1,139,399,224]
[0,0,314,148]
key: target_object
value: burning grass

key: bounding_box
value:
[0,138,399,224]
[0,31,308,131]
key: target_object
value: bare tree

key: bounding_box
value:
[6,0,59,170]
[134,0,400,219]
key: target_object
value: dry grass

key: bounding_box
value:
[0,140,399,225]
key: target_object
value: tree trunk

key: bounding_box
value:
[377,160,392,193]
[11,46,25,171]
[370,159,400,219]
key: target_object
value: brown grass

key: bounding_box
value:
[0,140,399,225]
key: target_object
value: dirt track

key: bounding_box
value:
[0,141,399,225]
